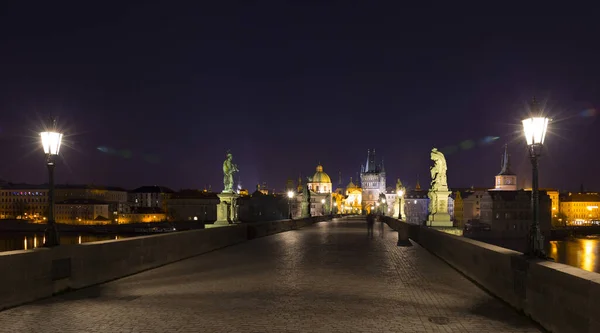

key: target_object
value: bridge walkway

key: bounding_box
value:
[0,217,542,332]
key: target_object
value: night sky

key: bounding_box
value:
[0,2,598,192]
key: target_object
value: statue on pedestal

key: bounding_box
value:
[223,151,239,193]
[427,148,452,227]
[215,150,240,226]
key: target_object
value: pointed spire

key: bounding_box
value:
[338,171,342,185]
[365,149,370,172]
[498,144,514,175]
[415,174,421,190]
[381,158,385,173]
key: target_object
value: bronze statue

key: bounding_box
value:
[222,151,239,193]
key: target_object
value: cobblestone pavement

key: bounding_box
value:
[0,218,543,332]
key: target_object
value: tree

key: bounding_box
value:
[552,212,568,228]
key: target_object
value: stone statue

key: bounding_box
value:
[427,148,452,227]
[429,148,448,190]
[222,151,239,193]
[396,179,403,192]
[428,191,437,214]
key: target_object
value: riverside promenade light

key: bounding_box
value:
[522,98,550,258]
[40,117,63,247]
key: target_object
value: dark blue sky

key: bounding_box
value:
[0,2,598,192]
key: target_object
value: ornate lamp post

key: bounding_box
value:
[321,198,326,216]
[287,191,294,219]
[397,189,404,219]
[522,99,550,257]
[333,201,338,214]
[40,118,63,247]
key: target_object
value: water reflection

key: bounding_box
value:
[550,236,600,273]
[1,233,130,252]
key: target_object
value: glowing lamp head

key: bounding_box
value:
[398,190,404,197]
[333,202,337,206]
[287,191,294,199]
[381,199,386,204]
[40,131,63,155]
[321,199,325,204]
[522,117,549,146]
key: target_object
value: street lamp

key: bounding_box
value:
[522,99,550,257]
[287,191,294,219]
[397,189,404,220]
[321,198,326,216]
[40,118,63,247]
[333,201,337,214]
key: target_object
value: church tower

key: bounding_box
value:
[494,144,517,190]
[360,149,387,208]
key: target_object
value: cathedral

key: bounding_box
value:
[360,149,386,209]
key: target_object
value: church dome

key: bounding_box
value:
[311,164,331,183]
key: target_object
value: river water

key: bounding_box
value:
[0,232,130,252]
[548,236,600,273]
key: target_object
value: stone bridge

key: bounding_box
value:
[0,216,548,332]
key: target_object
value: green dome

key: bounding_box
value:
[312,164,331,183]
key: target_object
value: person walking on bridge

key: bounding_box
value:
[367,214,375,237]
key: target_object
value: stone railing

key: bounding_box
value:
[382,216,600,333]
[0,216,331,311]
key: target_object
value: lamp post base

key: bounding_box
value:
[527,225,546,258]
[43,223,60,247]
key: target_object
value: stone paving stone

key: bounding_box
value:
[0,217,543,332]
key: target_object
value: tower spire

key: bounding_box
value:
[415,174,421,190]
[498,144,514,175]
[365,149,370,173]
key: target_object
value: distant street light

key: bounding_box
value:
[522,98,550,257]
[287,191,294,219]
[40,117,63,247]
[321,198,326,215]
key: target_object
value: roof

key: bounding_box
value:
[170,190,219,199]
[311,164,331,184]
[404,189,428,199]
[561,193,600,202]
[56,198,109,205]
[0,183,127,191]
[130,185,175,194]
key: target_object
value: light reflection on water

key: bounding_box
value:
[549,236,600,273]
[1,233,128,252]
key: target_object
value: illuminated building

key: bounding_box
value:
[0,184,48,220]
[307,164,332,194]
[117,207,167,223]
[344,178,362,214]
[559,192,600,225]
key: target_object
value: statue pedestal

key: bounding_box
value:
[215,192,239,226]
[427,190,452,227]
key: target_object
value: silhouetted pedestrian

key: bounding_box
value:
[367,214,375,237]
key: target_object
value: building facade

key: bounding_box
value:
[128,186,174,212]
[55,199,110,224]
[559,192,600,225]
[480,190,552,238]
[0,184,48,220]
[167,190,219,222]
[404,188,429,225]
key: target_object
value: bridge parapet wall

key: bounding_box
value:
[0,216,328,311]
[382,216,600,333]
